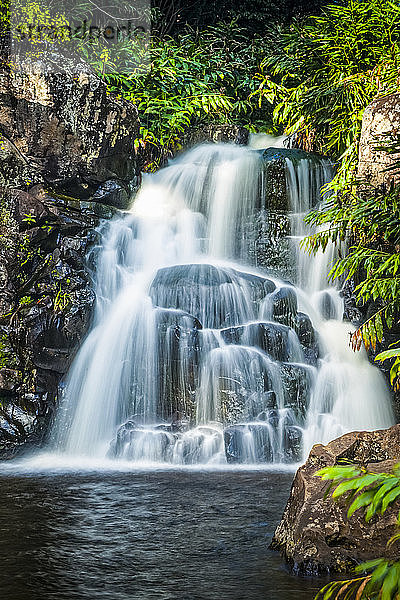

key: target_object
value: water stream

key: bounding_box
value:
[1,142,396,600]
[48,143,394,466]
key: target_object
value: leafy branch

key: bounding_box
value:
[315,464,400,600]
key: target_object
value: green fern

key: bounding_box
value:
[315,465,400,600]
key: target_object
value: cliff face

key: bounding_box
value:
[0,59,141,457]
[0,58,141,203]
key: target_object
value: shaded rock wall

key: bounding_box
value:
[0,188,115,457]
[271,425,400,575]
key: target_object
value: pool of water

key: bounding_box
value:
[0,468,323,600]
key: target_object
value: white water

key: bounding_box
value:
[50,143,394,466]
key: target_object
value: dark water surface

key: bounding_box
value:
[0,469,322,600]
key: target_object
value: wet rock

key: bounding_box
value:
[155,307,202,331]
[26,303,93,374]
[283,425,302,463]
[0,53,141,457]
[182,124,249,147]
[0,368,21,395]
[0,192,98,457]
[271,425,400,574]
[12,190,52,229]
[170,411,190,433]
[224,423,273,463]
[150,264,267,328]
[295,312,315,347]
[203,346,278,425]
[109,422,175,461]
[341,279,363,325]
[92,180,130,210]
[295,312,319,365]
[155,308,201,420]
[221,321,295,362]
[257,148,334,278]
[316,291,340,320]
[233,270,275,303]
[0,397,46,457]
[270,286,298,327]
[280,363,315,422]
[248,392,279,420]
[260,147,331,212]
[256,396,279,420]
[255,210,295,280]
[176,427,222,465]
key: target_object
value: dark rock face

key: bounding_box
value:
[0,189,103,457]
[260,148,313,212]
[271,425,400,575]
[280,363,314,423]
[155,308,202,419]
[224,423,273,463]
[0,60,141,203]
[270,285,298,327]
[256,147,334,279]
[295,312,319,364]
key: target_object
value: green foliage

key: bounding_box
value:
[75,21,271,170]
[315,465,400,600]
[376,348,400,393]
[22,213,37,226]
[253,0,400,187]
[152,0,327,37]
[18,295,33,306]
[318,465,400,522]
[53,280,72,313]
[0,332,17,369]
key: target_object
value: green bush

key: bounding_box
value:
[253,0,400,187]
[86,23,271,169]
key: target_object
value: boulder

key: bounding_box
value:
[149,263,268,328]
[271,425,400,575]
[358,94,400,187]
[270,285,298,327]
[155,308,201,419]
[280,363,315,422]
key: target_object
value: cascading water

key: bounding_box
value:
[51,143,394,465]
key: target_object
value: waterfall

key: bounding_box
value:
[50,143,394,465]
